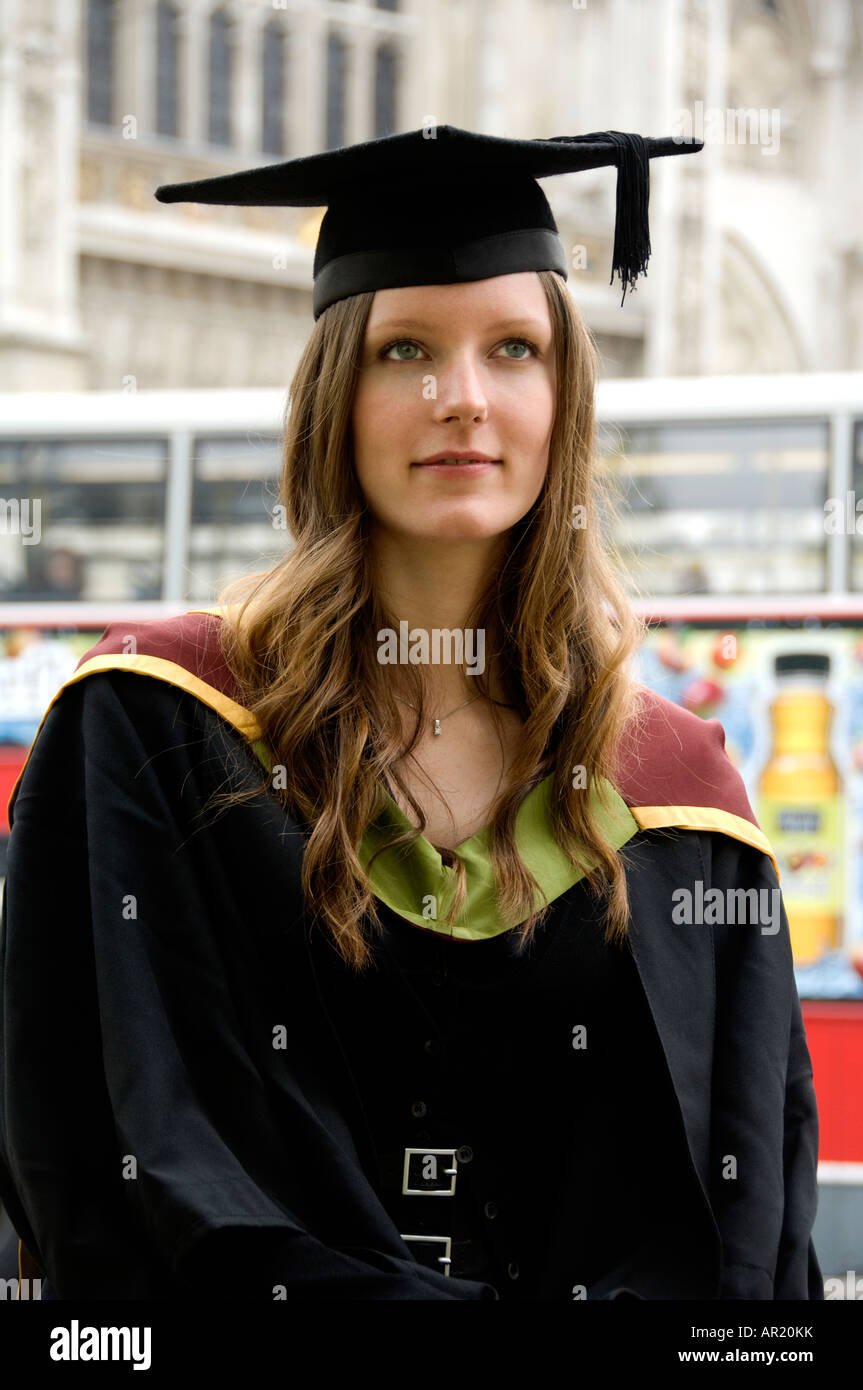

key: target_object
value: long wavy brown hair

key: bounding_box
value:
[215,269,650,971]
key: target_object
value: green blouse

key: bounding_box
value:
[252,739,639,942]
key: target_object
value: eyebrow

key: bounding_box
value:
[369,316,550,333]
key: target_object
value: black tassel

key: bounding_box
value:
[606,131,651,306]
[545,130,652,305]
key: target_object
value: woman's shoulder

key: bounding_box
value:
[53,604,249,736]
[75,606,233,694]
[617,681,748,810]
[614,681,779,884]
[7,608,251,829]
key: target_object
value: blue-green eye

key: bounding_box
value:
[500,339,534,359]
[380,340,423,360]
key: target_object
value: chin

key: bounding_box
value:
[369,505,523,544]
[413,518,515,543]
[416,504,521,534]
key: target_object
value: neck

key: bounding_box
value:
[372,530,508,708]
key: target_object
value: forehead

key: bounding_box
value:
[365,271,551,330]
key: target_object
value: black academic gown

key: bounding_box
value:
[0,667,823,1300]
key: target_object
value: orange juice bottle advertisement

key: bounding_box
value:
[635,624,858,969]
[758,653,842,964]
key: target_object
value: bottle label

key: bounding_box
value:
[758,796,842,913]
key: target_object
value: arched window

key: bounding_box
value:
[208,7,233,147]
[261,18,287,156]
[86,0,115,126]
[156,0,181,138]
[325,30,348,150]
[374,42,399,138]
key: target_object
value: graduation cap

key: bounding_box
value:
[154,125,703,317]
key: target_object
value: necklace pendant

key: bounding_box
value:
[433,718,442,736]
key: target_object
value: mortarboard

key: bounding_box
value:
[154,125,703,318]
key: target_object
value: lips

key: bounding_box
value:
[413,452,502,465]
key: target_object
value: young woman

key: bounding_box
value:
[0,128,821,1301]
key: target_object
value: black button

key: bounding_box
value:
[430,970,445,987]
[456,1145,473,1163]
[411,1100,427,1117]
[424,1039,441,1057]
[416,1129,430,1142]
[484,1201,498,1220]
[507,1261,519,1279]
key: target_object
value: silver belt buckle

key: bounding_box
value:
[400,1232,453,1274]
[402,1146,458,1197]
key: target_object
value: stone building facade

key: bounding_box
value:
[0,0,860,392]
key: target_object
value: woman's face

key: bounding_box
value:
[351,271,556,544]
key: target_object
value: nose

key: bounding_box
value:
[429,352,489,423]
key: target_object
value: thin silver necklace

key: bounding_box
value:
[394,692,483,736]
